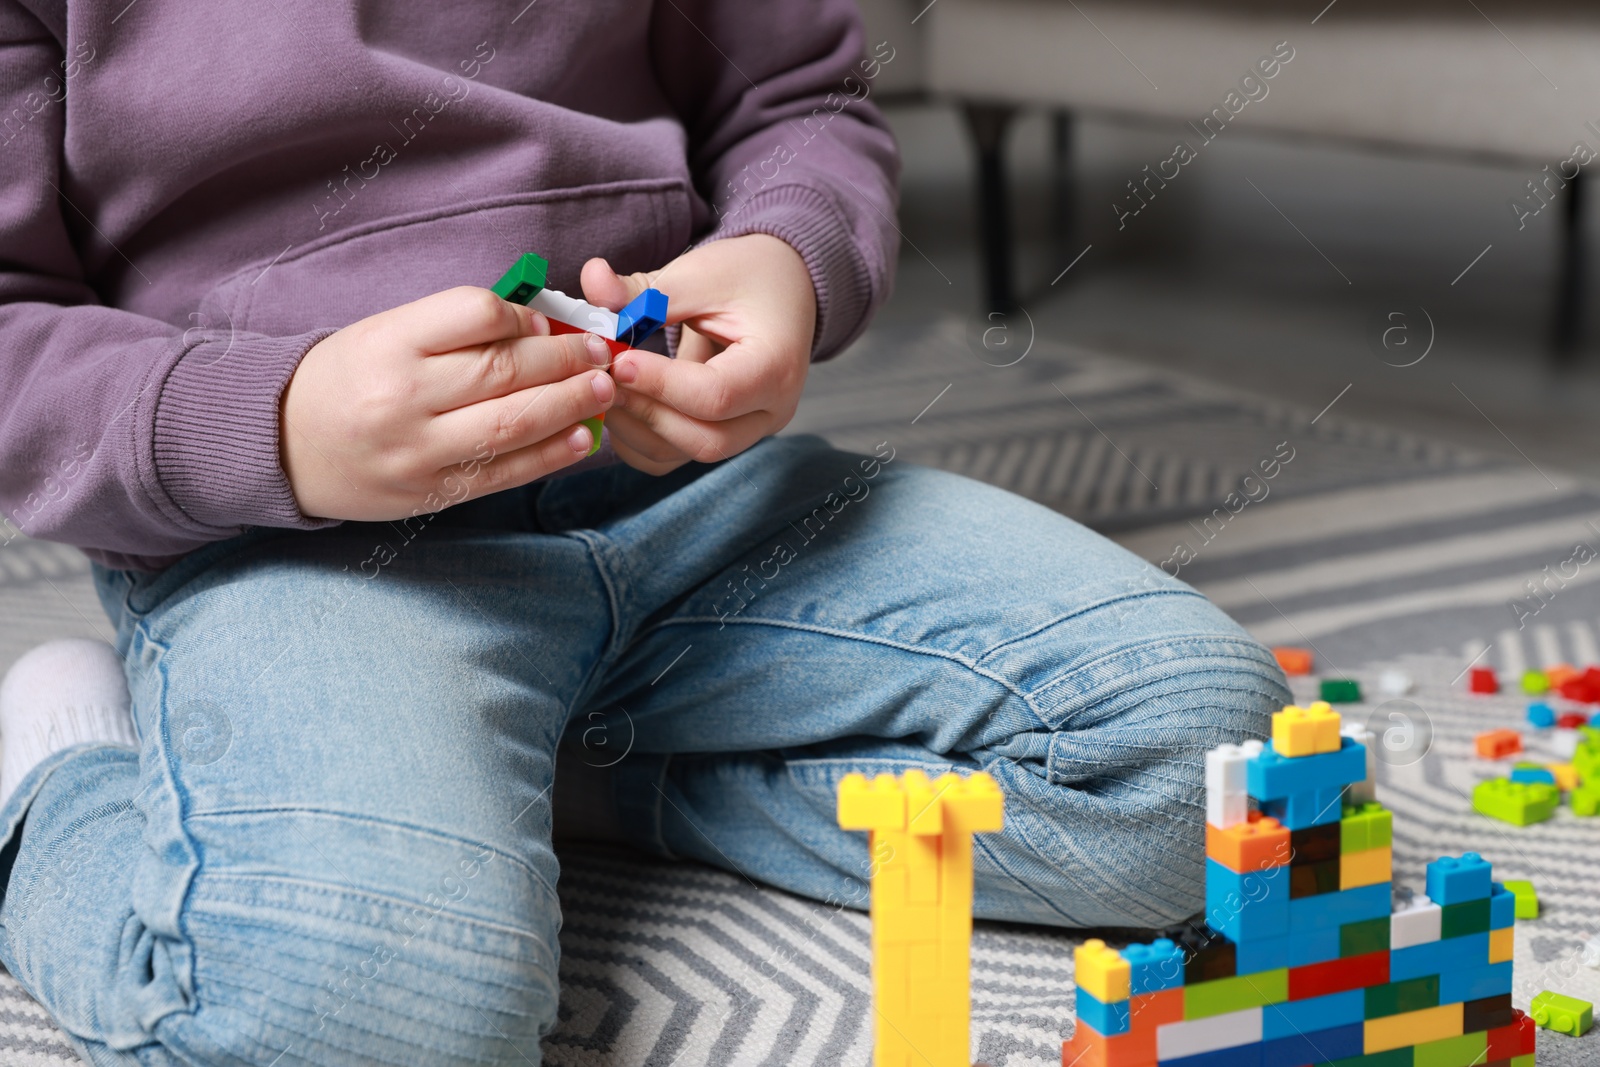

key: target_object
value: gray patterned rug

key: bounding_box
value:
[1,317,1596,1064]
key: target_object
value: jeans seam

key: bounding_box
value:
[1028,635,1283,721]
[973,588,1206,665]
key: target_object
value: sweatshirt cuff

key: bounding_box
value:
[703,184,874,361]
[152,329,341,533]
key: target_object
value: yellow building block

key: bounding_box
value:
[941,772,1005,832]
[838,773,905,830]
[1490,925,1515,964]
[1272,701,1342,756]
[1340,846,1392,890]
[1075,939,1132,1004]
[903,769,943,836]
[1549,763,1579,791]
[1364,1002,1463,1054]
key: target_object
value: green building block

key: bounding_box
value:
[1473,777,1559,826]
[1509,1056,1535,1067]
[1322,1049,1413,1067]
[1320,678,1362,703]
[1503,879,1539,919]
[578,415,604,457]
[1340,802,1392,853]
[1521,669,1550,694]
[1364,974,1439,1018]
[491,252,549,305]
[1412,1029,1487,1067]
[1441,897,1491,939]
[1340,915,1390,958]
[1182,968,1288,1019]
[1529,991,1593,1036]
[1531,989,1594,1035]
[1573,782,1600,817]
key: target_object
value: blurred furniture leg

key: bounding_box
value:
[1554,170,1586,363]
[964,102,1017,314]
[1054,110,1076,283]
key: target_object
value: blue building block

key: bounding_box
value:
[1261,785,1346,830]
[1260,1022,1363,1067]
[1164,1045,1263,1067]
[1121,938,1184,994]
[1490,882,1515,929]
[615,288,668,346]
[1510,765,1557,785]
[1286,925,1343,968]
[1262,990,1364,1040]
[1390,932,1491,983]
[1248,738,1368,800]
[1207,859,1289,942]
[1439,962,1513,1004]
[1074,986,1130,1036]
[1426,853,1493,905]
[1289,882,1390,932]
[1527,702,1557,728]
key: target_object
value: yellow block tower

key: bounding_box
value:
[837,770,1005,1067]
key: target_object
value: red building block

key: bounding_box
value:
[1288,949,1389,1001]
[1474,730,1523,759]
[1273,647,1313,675]
[1486,1009,1537,1059]
[1558,712,1590,729]
[1557,666,1600,703]
[1469,668,1499,694]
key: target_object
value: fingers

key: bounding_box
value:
[376,286,539,355]
[444,421,605,504]
[423,328,614,411]
[611,385,773,465]
[605,419,693,476]
[427,366,615,467]
[580,257,658,313]
[611,346,786,422]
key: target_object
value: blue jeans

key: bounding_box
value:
[0,436,1286,1065]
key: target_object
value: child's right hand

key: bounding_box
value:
[281,287,615,521]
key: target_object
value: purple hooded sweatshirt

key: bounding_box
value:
[0,0,900,571]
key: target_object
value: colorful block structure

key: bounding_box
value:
[1064,703,1537,1067]
[837,770,1003,1067]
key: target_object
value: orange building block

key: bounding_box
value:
[1273,647,1314,675]
[1475,729,1523,760]
[1206,813,1291,873]
[1545,664,1578,688]
[1062,989,1182,1067]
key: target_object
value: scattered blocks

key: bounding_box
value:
[1530,989,1593,1036]
[1546,663,1579,688]
[1319,678,1362,703]
[1581,935,1600,969]
[1502,879,1538,919]
[1527,702,1557,728]
[1520,668,1550,694]
[1272,646,1313,675]
[1557,665,1600,703]
[1473,778,1559,826]
[1558,711,1591,729]
[1468,667,1499,694]
[1573,781,1600,816]
[1377,668,1413,696]
[1474,729,1522,759]
[1269,702,1341,757]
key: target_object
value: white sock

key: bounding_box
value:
[0,639,138,807]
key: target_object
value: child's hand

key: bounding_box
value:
[580,234,816,475]
[281,287,616,520]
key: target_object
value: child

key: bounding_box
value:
[0,2,1287,1063]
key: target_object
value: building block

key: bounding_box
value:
[1183,969,1288,1020]
[1168,922,1236,984]
[1260,1021,1362,1067]
[1474,729,1523,759]
[1154,1005,1263,1060]
[1572,781,1600,815]
[1206,860,1289,942]
[1204,740,1264,830]
[1463,992,1515,1032]
[1206,814,1290,873]
[614,287,668,347]
[1426,853,1492,905]
[1526,702,1557,728]
[1075,940,1131,1005]
[1547,762,1579,791]
[1547,663,1579,686]
[1320,678,1362,703]
[1339,916,1390,958]
[1411,1029,1486,1067]
[1488,882,1514,929]
[1290,859,1341,899]
[490,252,549,304]
[1250,737,1366,799]
[1074,986,1130,1037]
[1440,897,1491,939]
[1062,987,1183,1067]
[1362,1001,1463,1054]
[1340,721,1379,805]
[1486,1010,1538,1059]
[1558,710,1592,728]
[1272,646,1313,675]
[1584,935,1600,968]
[1473,778,1559,826]
[1520,669,1550,694]
[1364,973,1439,1019]
[1292,821,1343,866]
[1288,950,1388,1001]
[1271,702,1342,756]
[1501,879,1537,919]
[1390,891,1442,950]
[1157,1046,1263,1067]
[1509,764,1556,786]
[1289,882,1391,933]
[1121,939,1184,996]
[1340,803,1392,853]
[1261,785,1346,830]
[837,772,905,829]
[1489,926,1514,964]
[1261,988,1364,1040]
[1377,669,1413,695]
[1391,933,1490,983]
[1235,934,1291,975]
[1557,727,1585,760]
[1287,925,1343,968]
[1530,989,1593,1035]
[1558,665,1600,702]
[1340,847,1391,891]
[1468,667,1499,693]
[1438,961,1512,1003]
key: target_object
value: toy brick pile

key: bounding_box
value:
[1470,665,1600,825]
[1064,702,1537,1067]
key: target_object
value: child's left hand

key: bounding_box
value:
[580,234,816,475]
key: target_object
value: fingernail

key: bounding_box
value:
[590,372,614,404]
[567,425,592,453]
[612,357,638,384]
[528,310,550,336]
[584,332,611,365]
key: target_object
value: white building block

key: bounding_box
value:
[1582,935,1600,969]
[1156,1007,1263,1060]
[1390,891,1442,950]
[1378,669,1413,695]
[528,287,619,339]
[1341,721,1378,805]
[1551,728,1580,760]
[1205,740,1264,829]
